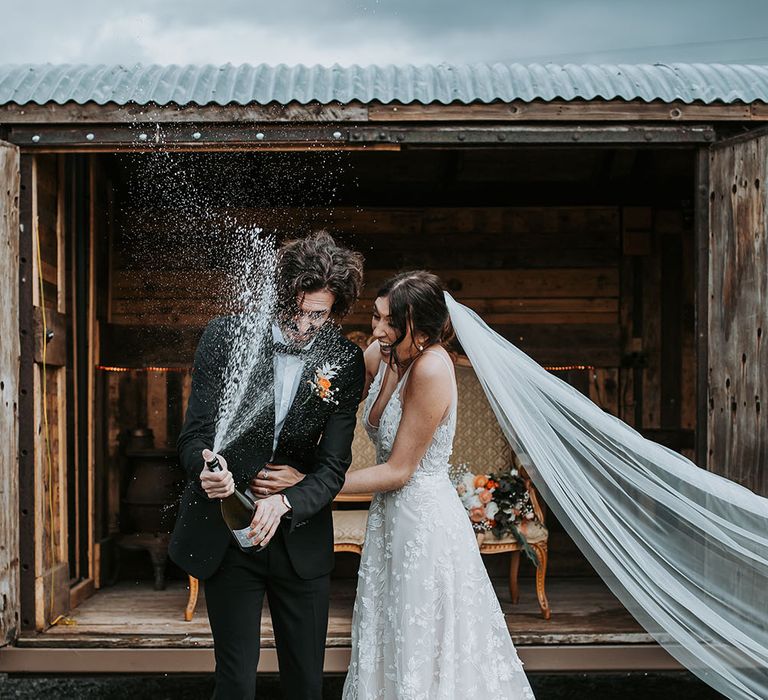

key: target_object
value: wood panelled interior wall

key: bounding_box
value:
[93,147,696,578]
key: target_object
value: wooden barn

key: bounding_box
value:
[0,62,766,675]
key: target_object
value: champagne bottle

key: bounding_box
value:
[205,454,258,551]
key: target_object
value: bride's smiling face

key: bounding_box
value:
[372,295,422,365]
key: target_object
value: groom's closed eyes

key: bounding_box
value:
[297,310,328,321]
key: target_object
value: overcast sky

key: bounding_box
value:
[2,0,768,66]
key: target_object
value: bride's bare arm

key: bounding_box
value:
[361,341,382,401]
[341,352,453,494]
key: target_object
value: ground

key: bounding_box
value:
[0,672,726,699]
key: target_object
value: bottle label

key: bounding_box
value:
[232,525,256,549]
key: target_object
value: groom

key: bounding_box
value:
[169,231,365,699]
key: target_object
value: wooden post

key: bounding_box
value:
[18,155,35,630]
[694,149,710,469]
[0,141,21,645]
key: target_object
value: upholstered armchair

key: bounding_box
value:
[331,401,376,554]
[331,356,550,620]
[450,358,550,619]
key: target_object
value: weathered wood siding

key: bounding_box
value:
[708,134,768,495]
[0,141,20,645]
[30,155,70,628]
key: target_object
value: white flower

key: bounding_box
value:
[485,501,499,519]
[461,473,475,492]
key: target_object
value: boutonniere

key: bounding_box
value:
[306,362,341,405]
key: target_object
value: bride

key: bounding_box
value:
[339,269,768,700]
[339,271,535,699]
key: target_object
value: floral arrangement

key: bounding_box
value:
[451,463,539,566]
[306,362,340,405]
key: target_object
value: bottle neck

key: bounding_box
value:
[205,456,222,473]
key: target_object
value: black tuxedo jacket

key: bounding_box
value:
[169,315,365,580]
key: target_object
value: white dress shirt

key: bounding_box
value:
[245,325,314,512]
[271,323,315,454]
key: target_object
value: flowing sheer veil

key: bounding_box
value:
[445,292,768,700]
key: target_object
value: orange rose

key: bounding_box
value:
[469,506,486,523]
[486,479,498,489]
[479,489,493,504]
[473,475,488,489]
[318,377,332,390]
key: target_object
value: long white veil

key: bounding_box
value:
[445,292,768,700]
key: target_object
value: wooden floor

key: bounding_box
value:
[19,576,651,648]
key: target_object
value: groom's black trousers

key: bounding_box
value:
[204,527,330,700]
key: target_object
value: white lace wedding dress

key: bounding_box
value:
[342,355,535,699]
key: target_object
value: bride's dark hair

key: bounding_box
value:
[377,270,453,367]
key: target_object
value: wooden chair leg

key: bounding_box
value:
[184,575,199,622]
[532,543,551,620]
[508,550,521,604]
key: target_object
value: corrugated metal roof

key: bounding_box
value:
[1,63,768,106]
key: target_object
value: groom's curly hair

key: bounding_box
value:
[276,231,364,319]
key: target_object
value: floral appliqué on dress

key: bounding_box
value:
[342,360,535,700]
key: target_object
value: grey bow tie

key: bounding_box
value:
[272,341,309,357]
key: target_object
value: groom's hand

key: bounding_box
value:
[247,495,289,547]
[198,450,235,499]
[249,464,305,498]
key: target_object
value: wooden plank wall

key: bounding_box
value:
[103,203,695,461]
[110,206,621,365]
[620,207,696,457]
[708,135,768,496]
[0,142,20,645]
[101,368,192,453]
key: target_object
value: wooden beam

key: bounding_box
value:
[1,98,766,125]
[369,100,758,123]
[5,124,717,150]
[694,148,709,469]
[0,101,369,124]
[33,306,67,366]
[0,644,683,673]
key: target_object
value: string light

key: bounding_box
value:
[97,365,190,373]
[97,363,595,373]
[544,364,595,372]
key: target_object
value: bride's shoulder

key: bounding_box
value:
[416,346,453,369]
[401,348,454,411]
[408,348,455,388]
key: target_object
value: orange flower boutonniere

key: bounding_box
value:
[306,362,340,405]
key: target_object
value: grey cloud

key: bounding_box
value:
[1,0,768,65]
